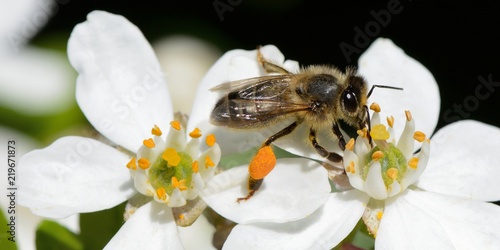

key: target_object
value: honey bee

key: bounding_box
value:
[210,46,401,202]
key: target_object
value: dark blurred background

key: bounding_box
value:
[26,0,500,137]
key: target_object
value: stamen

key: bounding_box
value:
[162,148,181,167]
[179,214,185,220]
[413,131,426,142]
[370,124,390,140]
[172,177,188,191]
[156,188,167,201]
[357,128,368,138]
[408,157,419,169]
[138,158,151,170]
[189,128,202,138]
[370,102,381,113]
[346,138,355,151]
[386,116,394,128]
[386,168,398,180]
[206,134,216,147]
[249,146,276,180]
[143,138,155,148]
[192,161,199,173]
[372,151,384,161]
[126,157,137,170]
[170,121,181,131]
[405,110,412,121]
[152,125,162,136]
[346,161,355,173]
[205,155,215,168]
[376,211,383,220]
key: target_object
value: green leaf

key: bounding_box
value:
[36,220,82,250]
[79,202,126,250]
[0,208,17,250]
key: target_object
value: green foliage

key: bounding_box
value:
[0,208,17,250]
[36,220,82,250]
[79,202,126,250]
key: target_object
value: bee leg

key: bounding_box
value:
[332,123,346,151]
[237,121,300,202]
[362,105,373,147]
[257,46,292,75]
[236,177,263,202]
[309,128,343,163]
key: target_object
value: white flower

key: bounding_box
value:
[0,0,74,115]
[18,11,220,249]
[0,127,79,250]
[195,39,500,249]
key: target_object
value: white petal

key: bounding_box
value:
[68,10,173,152]
[18,136,135,218]
[152,35,221,115]
[0,47,74,114]
[223,190,369,250]
[104,202,183,250]
[377,189,500,249]
[359,38,440,151]
[178,214,216,250]
[201,158,330,224]
[188,45,299,155]
[0,0,53,53]
[416,120,500,201]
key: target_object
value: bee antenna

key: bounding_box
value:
[367,84,403,98]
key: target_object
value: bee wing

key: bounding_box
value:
[210,75,294,99]
[211,75,309,128]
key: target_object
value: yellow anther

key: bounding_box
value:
[346,161,355,173]
[156,188,167,201]
[179,214,185,220]
[370,102,381,113]
[249,146,276,179]
[205,155,215,168]
[170,121,181,131]
[192,161,199,173]
[346,138,355,151]
[370,124,390,140]
[152,125,162,136]
[143,138,155,148]
[408,157,419,169]
[189,128,202,138]
[405,110,412,121]
[206,134,216,147]
[126,158,137,170]
[413,131,426,142]
[372,151,384,161]
[172,177,188,191]
[357,128,368,138]
[386,116,394,128]
[376,211,383,220]
[162,148,181,167]
[386,168,399,180]
[138,158,151,169]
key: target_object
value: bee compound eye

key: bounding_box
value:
[342,89,358,113]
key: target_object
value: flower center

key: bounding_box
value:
[363,144,407,188]
[149,149,193,196]
[343,107,430,201]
